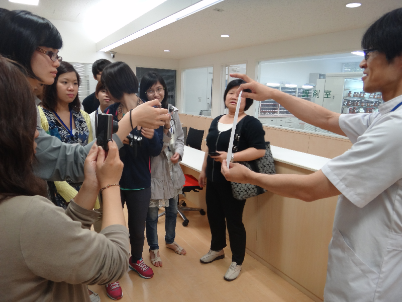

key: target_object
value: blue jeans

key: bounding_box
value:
[146,196,178,250]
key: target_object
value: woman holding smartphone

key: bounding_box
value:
[0,10,169,183]
[0,55,128,302]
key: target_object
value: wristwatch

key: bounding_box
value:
[230,153,235,163]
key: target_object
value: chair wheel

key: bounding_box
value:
[200,209,206,215]
[182,220,189,227]
[182,201,187,207]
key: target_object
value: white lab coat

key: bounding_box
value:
[322,94,402,301]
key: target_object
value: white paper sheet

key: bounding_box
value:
[226,91,242,168]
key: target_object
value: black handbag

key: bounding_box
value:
[230,118,276,200]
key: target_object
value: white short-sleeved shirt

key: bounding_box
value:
[322,94,402,301]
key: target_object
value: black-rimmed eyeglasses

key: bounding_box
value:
[36,47,62,62]
[363,49,377,61]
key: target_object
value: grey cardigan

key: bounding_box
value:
[0,196,129,302]
[34,107,122,182]
[150,106,185,200]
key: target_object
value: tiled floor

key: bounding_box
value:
[89,204,314,302]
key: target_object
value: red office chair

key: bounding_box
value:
[177,174,206,226]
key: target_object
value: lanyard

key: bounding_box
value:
[391,101,402,112]
[53,109,74,137]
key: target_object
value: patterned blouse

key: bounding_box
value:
[41,107,90,208]
[41,107,90,145]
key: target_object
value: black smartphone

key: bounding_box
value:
[209,151,221,157]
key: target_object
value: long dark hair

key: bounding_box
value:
[139,72,168,109]
[42,61,81,112]
[0,10,63,81]
[0,56,47,201]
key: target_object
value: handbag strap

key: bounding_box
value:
[232,116,248,152]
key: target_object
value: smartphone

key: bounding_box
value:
[209,151,221,157]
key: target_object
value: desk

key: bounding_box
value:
[181,145,205,173]
[270,146,330,172]
[181,145,330,174]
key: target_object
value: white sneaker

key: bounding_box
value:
[89,289,100,302]
[224,262,242,281]
[200,249,225,264]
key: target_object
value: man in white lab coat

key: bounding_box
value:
[222,7,402,302]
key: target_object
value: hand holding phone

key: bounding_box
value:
[209,151,221,157]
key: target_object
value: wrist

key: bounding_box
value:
[81,180,99,194]
[100,183,120,194]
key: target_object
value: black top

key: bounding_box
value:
[82,92,99,114]
[105,103,163,189]
[206,115,265,183]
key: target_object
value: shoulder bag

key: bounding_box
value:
[230,117,276,200]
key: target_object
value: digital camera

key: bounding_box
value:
[96,113,119,151]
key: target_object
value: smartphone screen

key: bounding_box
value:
[209,151,220,157]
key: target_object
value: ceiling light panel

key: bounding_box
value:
[9,0,39,5]
[346,3,361,8]
[100,0,224,52]
[85,0,167,43]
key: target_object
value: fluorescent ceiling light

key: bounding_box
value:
[84,0,168,43]
[266,83,280,87]
[221,34,229,38]
[164,50,170,52]
[302,85,314,89]
[351,51,364,56]
[9,0,38,5]
[346,3,361,8]
[100,0,224,52]
[284,84,297,88]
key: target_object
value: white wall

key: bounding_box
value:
[177,28,366,118]
[50,19,179,79]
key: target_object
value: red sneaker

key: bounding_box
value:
[129,257,154,279]
[105,281,123,300]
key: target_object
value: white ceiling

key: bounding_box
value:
[1,0,401,60]
[0,0,98,22]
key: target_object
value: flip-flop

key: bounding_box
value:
[166,241,186,255]
[149,249,162,267]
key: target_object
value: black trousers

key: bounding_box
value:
[206,179,246,265]
[121,187,151,261]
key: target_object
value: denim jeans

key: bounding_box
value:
[146,196,178,250]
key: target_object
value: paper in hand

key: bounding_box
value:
[226,91,242,168]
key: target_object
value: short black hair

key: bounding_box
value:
[139,72,168,109]
[224,79,253,111]
[42,61,81,112]
[361,8,402,62]
[91,59,112,78]
[0,10,63,81]
[101,62,138,101]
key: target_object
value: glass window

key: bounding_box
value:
[257,53,376,136]
[182,67,213,116]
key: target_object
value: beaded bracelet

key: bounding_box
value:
[100,183,120,193]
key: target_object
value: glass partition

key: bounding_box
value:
[257,53,371,136]
[182,67,213,116]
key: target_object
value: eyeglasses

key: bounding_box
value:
[146,87,164,96]
[36,47,62,62]
[363,49,377,61]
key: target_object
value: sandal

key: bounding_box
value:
[166,241,187,255]
[149,249,162,267]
